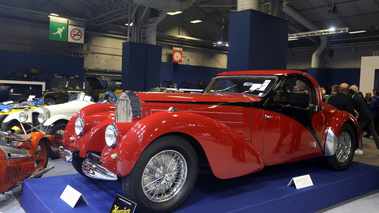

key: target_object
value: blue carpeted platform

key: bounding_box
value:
[21,161,379,213]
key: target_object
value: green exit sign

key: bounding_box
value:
[50,22,67,41]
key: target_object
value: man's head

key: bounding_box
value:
[339,83,350,94]
[331,85,339,93]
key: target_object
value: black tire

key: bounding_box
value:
[122,135,198,213]
[0,114,8,129]
[72,154,85,176]
[2,119,28,133]
[46,122,67,159]
[325,124,356,171]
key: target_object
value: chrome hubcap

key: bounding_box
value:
[336,131,352,163]
[142,150,187,202]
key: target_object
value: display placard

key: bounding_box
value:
[287,174,314,189]
[108,194,137,213]
[60,185,88,208]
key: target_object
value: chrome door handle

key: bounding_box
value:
[265,114,274,119]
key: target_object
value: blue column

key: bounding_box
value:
[227,10,288,71]
[121,42,162,91]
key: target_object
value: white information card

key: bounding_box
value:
[60,185,88,208]
[287,174,314,189]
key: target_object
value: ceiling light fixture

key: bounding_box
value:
[49,13,59,17]
[349,30,366,34]
[190,20,202,24]
[213,41,228,47]
[167,11,182,16]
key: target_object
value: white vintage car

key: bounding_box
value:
[2,93,94,158]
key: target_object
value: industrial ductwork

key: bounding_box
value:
[237,0,259,11]
[132,0,196,45]
[132,0,195,11]
[145,11,167,45]
[282,4,327,68]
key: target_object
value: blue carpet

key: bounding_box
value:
[21,161,379,213]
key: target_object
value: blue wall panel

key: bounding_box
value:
[0,49,84,90]
[227,10,288,71]
[122,42,162,91]
[160,63,225,89]
[307,68,360,92]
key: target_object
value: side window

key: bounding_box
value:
[274,77,315,109]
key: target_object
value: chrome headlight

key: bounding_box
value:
[75,116,85,137]
[38,109,50,123]
[105,124,118,148]
[19,111,28,122]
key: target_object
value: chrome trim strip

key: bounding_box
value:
[82,159,118,181]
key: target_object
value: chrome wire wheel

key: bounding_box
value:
[335,131,352,163]
[141,150,188,203]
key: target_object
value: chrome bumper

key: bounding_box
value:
[59,146,73,163]
[82,158,118,181]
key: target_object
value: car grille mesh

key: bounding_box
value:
[115,92,141,123]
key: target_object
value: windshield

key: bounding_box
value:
[204,75,278,97]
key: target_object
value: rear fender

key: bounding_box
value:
[324,111,360,156]
[105,111,264,179]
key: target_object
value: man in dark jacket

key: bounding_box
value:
[348,88,379,154]
[328,83,356,117]
[369,91,379,134]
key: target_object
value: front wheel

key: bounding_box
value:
[325,124,356,171]
[2,119,28,134]
[33,138,49,178]
[122,135,198,213]
[46,122,67,159]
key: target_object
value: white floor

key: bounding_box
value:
[1,136,379,213]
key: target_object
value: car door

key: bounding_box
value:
[262,75,323,166]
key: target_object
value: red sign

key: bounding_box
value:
[173,50,182,63]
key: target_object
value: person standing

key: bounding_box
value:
[328,83,356,117]
[348,88,379,154]
[325,84,339,103]
[369,90,379,135]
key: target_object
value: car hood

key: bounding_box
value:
[135,92,262,103]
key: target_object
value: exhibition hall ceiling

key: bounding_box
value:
[0,0,378,49]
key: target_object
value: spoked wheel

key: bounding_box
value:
[325,124,356,171]
[33,138,49,178]
[122,135,198,213]
[46,123,66,159]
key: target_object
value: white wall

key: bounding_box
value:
[360,56,379,94]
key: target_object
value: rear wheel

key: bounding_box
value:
[325,124,356,171]
[46,122,67,159]
[122,135,198,213]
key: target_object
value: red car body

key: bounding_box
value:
[61,70,360,212]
